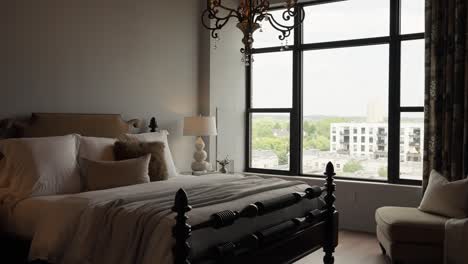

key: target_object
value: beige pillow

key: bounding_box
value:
[78,136,116,161]
[114,141,168,182]
[0,135,81,198]
[80,155,151,191]
[419,170,468,218]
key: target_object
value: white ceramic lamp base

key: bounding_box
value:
[191,136,212,172]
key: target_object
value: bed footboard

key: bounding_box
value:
[172,162,338,264]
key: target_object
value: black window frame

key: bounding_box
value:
[245,0,425,185]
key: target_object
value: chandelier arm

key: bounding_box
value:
[262,6,304,40]
[262,13,296,40]
[214,15,235,30]
[254,13,268,24]
[208,8,239,23]
[211,0,240,17]
[263,13,295,30]
[201,9,238,31]
[283,6,305,23]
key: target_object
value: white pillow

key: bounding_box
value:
[419,170,468,219]
[0,135,81,198]
[78,136,116,161]
[80,155,151,191]
[124,131,178,178]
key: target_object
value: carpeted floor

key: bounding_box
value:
[295,230,389,264]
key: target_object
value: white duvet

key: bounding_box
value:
[14,174,320,264]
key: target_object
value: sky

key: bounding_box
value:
[250,0,425,117]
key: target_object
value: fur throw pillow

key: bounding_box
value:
[114,140,168,182]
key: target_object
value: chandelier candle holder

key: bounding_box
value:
[202,0,305,65]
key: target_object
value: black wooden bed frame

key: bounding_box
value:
[1,115,338,264]
[172,162,338,264]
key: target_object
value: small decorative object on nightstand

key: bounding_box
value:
[183,115,217,173]
[216,157,231,174]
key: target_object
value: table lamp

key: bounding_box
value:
[183,116,217,172]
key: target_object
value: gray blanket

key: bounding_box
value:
[27,174,319,264]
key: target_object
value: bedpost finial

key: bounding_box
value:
[323,162,336,211]
[323,162,337,264]
[149,117,158,132]
[325,162,335,177]
[173,189,192,213]
[172,188,192,264]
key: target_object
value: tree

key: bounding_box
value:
[378,166,388,178]
[343,160,363,173]
[302,134,329,151]
[252,119,274,138]
[303,121,317,136]
[252,136,290,166]
[313,135,330,151]
[277,151,289,165]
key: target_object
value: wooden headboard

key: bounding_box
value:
[3,113,142,138]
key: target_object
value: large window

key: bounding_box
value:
[247,0,425,184]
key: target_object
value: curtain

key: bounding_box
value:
[423,0,468,190]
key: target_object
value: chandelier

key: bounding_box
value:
[202,0,305,65]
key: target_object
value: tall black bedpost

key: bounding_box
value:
[172,189,192,264]
[149,117,158,133]
[323,162,337,264]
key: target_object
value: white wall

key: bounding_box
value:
[201,0,247,172]
[256,175,423,233]
[1,0,202,171]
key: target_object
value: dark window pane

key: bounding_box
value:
[251,51,293,108]
[303,0,390,43]
[251,113,290,170]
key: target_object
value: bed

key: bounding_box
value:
[0,113,338,264]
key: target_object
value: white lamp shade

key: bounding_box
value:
[183,116,217,136]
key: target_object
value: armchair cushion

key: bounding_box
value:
[376,206,448,244]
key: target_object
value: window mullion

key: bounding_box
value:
[245,60,252,171]
[290,6,304,175]
[388,0,402,183]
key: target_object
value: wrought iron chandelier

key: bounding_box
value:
[202,0,305,64]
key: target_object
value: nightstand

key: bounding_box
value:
[181,171,243,176]
[181,171,219,176]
